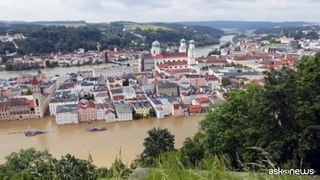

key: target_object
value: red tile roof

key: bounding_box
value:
[113,95,125,101]
[197,57,227,64]
[166,68,196,74]
[234,56,261,61]
[96,92,108,98]
[205,75,219,81]
[188,105,203,113]
[31,76,39,85]
[155,52,187,59]
[158,64,169,68]
[78,100,96,109]
[195,97,211,104]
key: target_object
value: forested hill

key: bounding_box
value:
[178,20,312,32]
[0,21,223,56]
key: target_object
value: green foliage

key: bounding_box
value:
[54,154,97,180]
[147,152,240,180]
[21,88,32,95]
[0,42,16,55]
[221,78,231,86]
[208,48,221,56]
[148,108,156,118]
[137,128,175,167]
[0,23,222,57]
[5,62,43,71]
[0,148,133,180]
[220,41,231,49]
[0,148,56,180]
[133,110,143,120]
[181,53,320,174]
[180,133,205,167]
[109,158,132,179]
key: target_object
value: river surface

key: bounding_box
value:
[195,35,234,57]
[0,35,234,79]
[0,115,204,167]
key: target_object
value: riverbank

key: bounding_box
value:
[0,35,234,79]
[0,115,205,167]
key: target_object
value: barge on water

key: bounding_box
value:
[25,130,47,137]
[86,127,107,132]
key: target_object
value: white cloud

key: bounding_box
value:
[0,0,319,22]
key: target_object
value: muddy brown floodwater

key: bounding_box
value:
[0,115,204,167]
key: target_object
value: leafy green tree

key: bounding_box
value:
[180,133,205,167]
[148,108,156,117]
[54,154,97,180]
[137,128,175,167]
[133,110,143,120]
[221,78,231,86]
[22,88,33,95]
[208,49,221,56]
[0,148,56,180]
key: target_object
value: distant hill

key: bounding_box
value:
[177,21,312,32]
[0,20,87,27]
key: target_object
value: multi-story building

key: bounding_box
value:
[172,102,186,117]
[155,82,179,96]
[0,98,36,121]
[132,101,153,117]
[49,91,79,116]
[186,75,208,88]
[115,104,133,121]
[93,66,135,77]
[55,104,78,125]
[77,100,97,123]
[96,103,114,120]
[105,109,116,123]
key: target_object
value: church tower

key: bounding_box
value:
[151,40,161,56]
[179,39,187,53]
[32,77,44,118]
[188,40,196,65]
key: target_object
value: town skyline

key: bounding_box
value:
[1,0,320,23]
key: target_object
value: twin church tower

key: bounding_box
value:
[150,39,196,65]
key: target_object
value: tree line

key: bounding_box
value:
[0,23,223,59]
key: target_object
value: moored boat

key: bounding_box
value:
[25,130,47,137]
[86,127,107,132]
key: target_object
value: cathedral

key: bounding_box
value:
[139,39,198,72]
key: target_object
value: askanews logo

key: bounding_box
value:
[269,168,316,175]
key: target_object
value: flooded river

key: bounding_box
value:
[0,115,204,167]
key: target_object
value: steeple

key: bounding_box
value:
[32,76,44,118]
[151,40,161,56]
[179,39,187,53]
[188,40,196,65]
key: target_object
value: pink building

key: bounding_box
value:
[172,102,185,117]
[77,100,97,123]
[187,75,208,88]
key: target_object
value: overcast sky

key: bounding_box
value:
[0,0,319,23]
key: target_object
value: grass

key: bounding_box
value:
[139,152,311,180]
